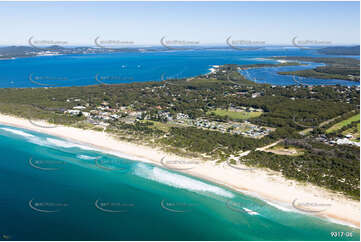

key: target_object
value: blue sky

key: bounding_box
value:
[0,1,359,46]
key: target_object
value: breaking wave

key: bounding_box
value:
[133,163,234,198]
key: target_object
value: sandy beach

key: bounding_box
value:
[0,113,359,228]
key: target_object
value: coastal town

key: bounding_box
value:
[57,65,359,147]
[65,98,357,146]
[63,98,273,139]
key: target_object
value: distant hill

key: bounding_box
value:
[318,45,360,55]
[0,46,35,54]
[0,45,149,59]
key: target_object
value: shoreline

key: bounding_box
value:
[0,113,359,228]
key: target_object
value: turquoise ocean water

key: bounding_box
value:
[0,125,359,241]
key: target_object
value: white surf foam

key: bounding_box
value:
[265,200,294,212]
[0,127,99,152]
[46,138,96,151]
[133,163,234,198]
[76,154,99,160]
[326,217,359,229]
[243,207,259,215]
[0,127,35,138]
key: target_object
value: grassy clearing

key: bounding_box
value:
[187,78,220,84]
[266,145,304,156]
[326,114,360,133]
[141,120,176,132]
[342,122,360,141]
[207,108,263,120]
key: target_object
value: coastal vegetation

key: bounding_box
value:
[318,45,360,56]
[243,140,360,199]
[264,144,304,156]
[236,62,303,69]
[0,62,359,198]
[206,108,263,120]
[272,56,360,82]
[326,113,360,133]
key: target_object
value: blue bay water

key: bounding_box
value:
[0,125,359,241]
[0,48,359,88]
[240,61,356,86]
